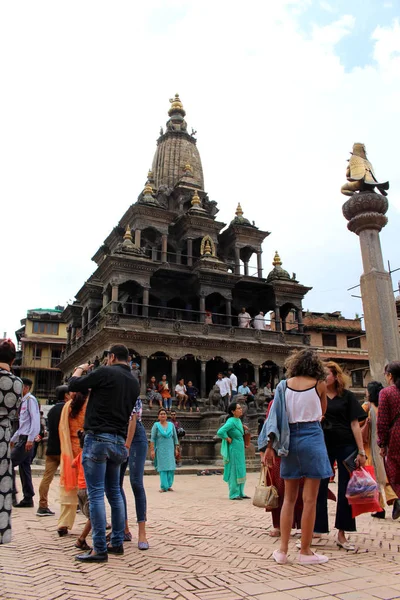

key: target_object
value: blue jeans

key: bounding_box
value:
[82,432,128,553]
[163,397,172,410]
[128,421,148,522]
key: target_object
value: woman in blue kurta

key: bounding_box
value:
[217,402,249,500]
[150,409,179,492]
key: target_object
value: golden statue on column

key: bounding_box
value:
[341,143,389,197]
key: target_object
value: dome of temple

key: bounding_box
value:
[266,251,291,283]
[230,203,252,226]
[151,94,204,191]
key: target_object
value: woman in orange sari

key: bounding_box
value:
[57,392,88,536]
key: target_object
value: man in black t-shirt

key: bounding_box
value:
[69,344,139,563]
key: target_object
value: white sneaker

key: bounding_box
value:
[298,551,329,564]
[272,549,288,564]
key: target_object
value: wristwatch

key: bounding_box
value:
[357,450,366,456]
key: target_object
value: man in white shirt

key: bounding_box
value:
[227,369,238,397]
[238,307,251,328]
[253,311,266,330]
[215,372,231,411]
[11,377,40,508]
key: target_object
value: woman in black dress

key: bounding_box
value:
[315,361,366,550]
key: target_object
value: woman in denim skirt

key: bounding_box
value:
[262,349,332,565]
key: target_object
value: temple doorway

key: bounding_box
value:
[260,360,280,390]
[147,352,172,387]
[177,354,201,389]
[233,358,254,387]
[206,356,228,393]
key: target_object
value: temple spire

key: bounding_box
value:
[168,93,186,117]
[191,190,201,207]
[236,203,243,217]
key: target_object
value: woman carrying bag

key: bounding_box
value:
[259,349,331,565]
[217,402,250,501]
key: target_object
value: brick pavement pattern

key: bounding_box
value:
[2,473,400,600]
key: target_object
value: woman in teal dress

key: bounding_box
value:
[217,402,249,500]
[150,409,179,492]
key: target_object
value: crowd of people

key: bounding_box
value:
[2,336,400,569]
[258,350,400,565]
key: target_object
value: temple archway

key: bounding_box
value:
[177,354,201,389]
[206,356,228,393]
[119,280,144,315]
[147,351,172,386]
[260,360,280,390]
[205,292,227,325]
[233,358,254,387]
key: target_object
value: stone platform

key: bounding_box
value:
[3,473,400,600]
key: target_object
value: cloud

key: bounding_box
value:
[1,1,399,342]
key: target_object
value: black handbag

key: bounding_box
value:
[343,449,359,473]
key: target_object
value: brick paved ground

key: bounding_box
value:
[2,472,400,600]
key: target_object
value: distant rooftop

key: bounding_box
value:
[28,306,64,314]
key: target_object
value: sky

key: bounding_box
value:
[1,0,400,340]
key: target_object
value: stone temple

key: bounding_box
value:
[59,94,311,396]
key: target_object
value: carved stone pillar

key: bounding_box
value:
[81,311,87,332]
[66,326,71,347]
[142,288,149,318]
[234,247,241,275]
[275,306,281,332]
[199,295,206,323]
[226,299,232,327]
[88,307,94,327]
[201,360,206,398]
[296,308,304,333]
[134,229,141,247]
[140,356,147,396]
[111,283,119,312]
[244,261,249,276]
[257,250,263,278]
[102,291,109,308]
[176,249,182,265]
[343,191,400,381]
[151,246,157,261]
[254,364,260,388]
[71,326,76,342]
[161,234,168,263]
[172,358,177,388]
[187,238,193,266]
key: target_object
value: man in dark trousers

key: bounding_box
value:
[36,385,71,516]
[11,378,40,507]
[69,344,139,563]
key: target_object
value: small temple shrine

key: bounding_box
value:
[60,95,311,396]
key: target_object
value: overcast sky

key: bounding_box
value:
[1,0,400,340]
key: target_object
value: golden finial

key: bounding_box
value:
[168,93,185,116]
[184,163,193,174]
[124,225,133,242]
[235,203,243,217]
[204,239,212,255]
[147,169,154,180]
[143,181,154,195]
[191,190,201,207]
[273,251,282,267]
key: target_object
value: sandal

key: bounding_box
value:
[75,538,91,551]
[337,540,355,551]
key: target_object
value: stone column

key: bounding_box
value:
[171,359,177,387]
[88,307,94,327]
[151,246,158,261]
[161,234,168,263]
[102,291,109,308]
[274,306,281,332]
[187,238,193,266]
[200,360,207,398]
[257,250,263,279]
[199,295,206,323]
[244,261,249,276]
[176,249,182,265]
[343,192,400,383]
[296,308,304,333]
[111,283,119,313]
[140,356,147,396]
[226,299,232,327]
[66,326,71,347]
[134,229,141,247]
[81,311,87,332]
[142,288,149,318]
[234,247,241,275]
[254,364,260,388]
[71,326,76,342]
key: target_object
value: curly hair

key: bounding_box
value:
[284,349,326,381]
[325,361,351,396]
